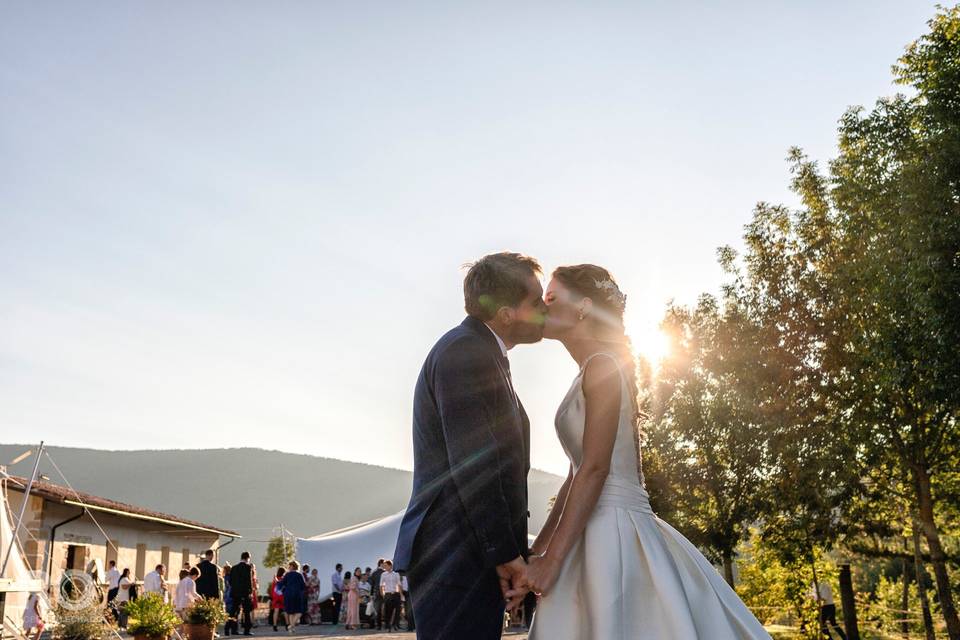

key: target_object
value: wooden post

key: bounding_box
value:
[839,564,860,640]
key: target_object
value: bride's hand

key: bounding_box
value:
[520,554,561,597]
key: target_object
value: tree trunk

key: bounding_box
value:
[912,522,936,640]
[915,467,960,640]
[901,552,910,639]
[839,563,860,640]
[722,552,735,588]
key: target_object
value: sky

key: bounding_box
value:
[1,1,939,476]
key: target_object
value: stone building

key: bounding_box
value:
[4,475,238,593]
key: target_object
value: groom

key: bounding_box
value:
[394,252,546,639]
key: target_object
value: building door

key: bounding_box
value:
[66,544,86,570]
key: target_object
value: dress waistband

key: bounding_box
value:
[595,475,654,515]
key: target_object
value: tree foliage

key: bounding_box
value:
[646,5,960,635]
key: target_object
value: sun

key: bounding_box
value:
[627,322,671,367]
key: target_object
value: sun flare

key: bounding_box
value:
[627,322,671,367]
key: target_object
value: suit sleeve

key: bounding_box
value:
[434,339,521,568]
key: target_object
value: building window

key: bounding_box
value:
[182,547,192,569]
[135,544,147,580]
[161,546,171,571]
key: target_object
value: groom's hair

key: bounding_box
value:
[464,252,541,320]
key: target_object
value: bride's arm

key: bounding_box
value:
[522,355,621,597]
[530,464,573,556]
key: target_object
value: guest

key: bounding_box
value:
[369,559,385,630]
[306,568,321,625]
[356,570,371,627]
[269,568,286,632]
[379,560,402,632]
[175,569,200,621]
[106,560,121,603]
[144,564,167,601]
[811,581,848,640]
[228,551,255,636]
[341,571,358,630]
[400,571,414,631]
[358,571,371,599]
[223,565,236,636]
[250,564,260,626]
[22,592,44,640]
[330,564,344,626]
[196,550,220,599]
[278,561,307,633]
[116,568,133,628]
[522,589,537,630]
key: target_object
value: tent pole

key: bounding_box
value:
[1,441,44,578]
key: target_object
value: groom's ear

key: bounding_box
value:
[494,305,516,326]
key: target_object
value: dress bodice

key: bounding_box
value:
[555,352,646,491]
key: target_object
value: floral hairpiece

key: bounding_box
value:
[593,278,627,310]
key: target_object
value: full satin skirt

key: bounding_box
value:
[529,480,770,639]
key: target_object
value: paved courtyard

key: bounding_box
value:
[211,629,529,640]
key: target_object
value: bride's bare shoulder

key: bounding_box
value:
[582,354,622,411]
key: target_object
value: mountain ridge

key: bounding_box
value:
[0,443,564,567]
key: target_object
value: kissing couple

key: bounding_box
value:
[394,252,770,639]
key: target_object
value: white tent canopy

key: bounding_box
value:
[295,511,405,600]
[296,510,539,601]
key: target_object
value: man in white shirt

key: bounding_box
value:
[331,564,344,625]
[144,564,167,601]
[379,561,403,632]
[811,581,847,639]
[105,560,121,602]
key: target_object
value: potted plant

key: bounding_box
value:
[124,593,179,640]
[183,598,228,640]
[53,603,111,640]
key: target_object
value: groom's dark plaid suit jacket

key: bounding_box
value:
[394,315,530,586]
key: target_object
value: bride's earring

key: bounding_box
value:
[578,309,585,321]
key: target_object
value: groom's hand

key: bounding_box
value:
[496,556,529,612]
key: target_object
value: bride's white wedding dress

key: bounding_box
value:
[528,353,771,639]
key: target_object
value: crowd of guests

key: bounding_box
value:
[328,558,414,632]
[49,550,418,636]
[268,558,414,633]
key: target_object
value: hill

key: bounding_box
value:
[0,444,564,566]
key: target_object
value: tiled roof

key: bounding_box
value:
[5,475,239,537]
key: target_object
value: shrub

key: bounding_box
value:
[185,598,228,626]
[52,603,112,640]
[124,593,180,638]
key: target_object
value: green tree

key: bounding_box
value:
[822,7,960,635]
[262,535,295,569]
[650,294,770,586]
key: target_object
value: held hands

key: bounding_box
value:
[495,556,529,613]
[505,554,559,602]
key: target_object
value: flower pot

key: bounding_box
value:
[134,635,167,640]
[183,624,215,640]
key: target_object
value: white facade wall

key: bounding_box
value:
[5,489,223,595]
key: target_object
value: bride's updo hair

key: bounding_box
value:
[552,264,644,480]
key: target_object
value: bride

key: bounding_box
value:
[516,264,770,639]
